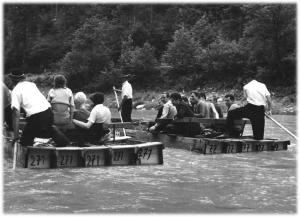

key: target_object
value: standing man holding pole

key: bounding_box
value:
[114,74,133,122]
[225,78,272,140]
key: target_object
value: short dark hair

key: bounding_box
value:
[90,92,104,105]
[54,75,67,88]
[170,92,182,101]
[191,91,199,98]
[162,92,169,98]
[225,94,235,101]
[199,92,206,100]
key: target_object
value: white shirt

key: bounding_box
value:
[243,80,271,106]
[161,100,177,119]
[121,80,132,99]
[11,81,50,117]
[88,104,111,124]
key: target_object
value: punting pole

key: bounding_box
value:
[113,86,126,137]
[265,113,298,141]
[12,141,18,170]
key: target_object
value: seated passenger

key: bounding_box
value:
[213,95,224,118]
[47,75,75,127]
[73,92,111,144]
[149,92,177,133]
[166,92,202,136]
[224,94,239,113]
[73,92,90,122]
[198,92,219,119]
[10,70,70,147]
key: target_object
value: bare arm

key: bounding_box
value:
[73,119,93,129]
[12,108,20,141]
[265,95,272,115]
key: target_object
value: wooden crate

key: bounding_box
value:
[81,146,110,167]
[25,147,55,169]
[54,147,82,168]
[135,142,164,165]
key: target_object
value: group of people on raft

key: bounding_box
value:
[3,70,133,147]
[3,68,272,148]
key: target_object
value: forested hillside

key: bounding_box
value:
[4,4,296,93]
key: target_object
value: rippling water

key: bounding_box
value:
[3,115,297,213]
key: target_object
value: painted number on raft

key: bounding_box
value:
[113,151,124,161]
[242,143,250,152]
[226,144,235,153]
[86,154,101,166]
[257,144,264,151]
[137,148,152,160]
[208,144,217,154]
[30,155,46,166]
[60,155,73,166]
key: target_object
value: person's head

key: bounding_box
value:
[74,92,87,108]
[190,91,199,105]
[120,74,132,82]
[199,92,206,101]
[160,92,169,104]
[54,75,67,88]
[169,92,182,105]
[224,94,235,108]
[90,92,104,106]
[9,68,26,86]
[181,95,189,105]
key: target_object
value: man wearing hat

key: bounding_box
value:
[9,70,70,147]
[115,74,133,122]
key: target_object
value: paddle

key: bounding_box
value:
[113,86,126,137]
[12,140,18,170]
[265,113,298,141]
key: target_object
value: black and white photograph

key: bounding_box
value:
[2,1,297,214]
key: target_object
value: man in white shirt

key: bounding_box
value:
[10,70,70,147]
[149,92,177,132]
[225,79,272,139]
[116,74,133,122]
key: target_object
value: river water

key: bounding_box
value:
[3,114,297,214]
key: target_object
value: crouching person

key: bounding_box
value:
[73,92,111,144]
[10,70,70,147]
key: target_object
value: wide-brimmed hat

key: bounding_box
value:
[9,69,26,81]
[119,74,134,78]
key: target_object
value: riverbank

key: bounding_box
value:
[5,73,296,115]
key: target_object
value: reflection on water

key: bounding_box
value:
[3,115,297,213]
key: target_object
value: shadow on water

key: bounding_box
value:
[3,115,297,214]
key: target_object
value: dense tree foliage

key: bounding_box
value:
[4,4,296,92]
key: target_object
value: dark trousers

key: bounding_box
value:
[226,103,265,140]
[65,123,110,144]
[121,98,132,122]
[21,108,70,147]
[4,105,13,131]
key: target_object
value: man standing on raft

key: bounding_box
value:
[115,74,133,122]
[225,78,272,140]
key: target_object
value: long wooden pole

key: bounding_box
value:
[265,113,298,141]
[113,86,126,136]
[12,141,18,170]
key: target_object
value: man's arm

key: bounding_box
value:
[12,108,20,141]
[73,119,93,129]
[265,95,272,115]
